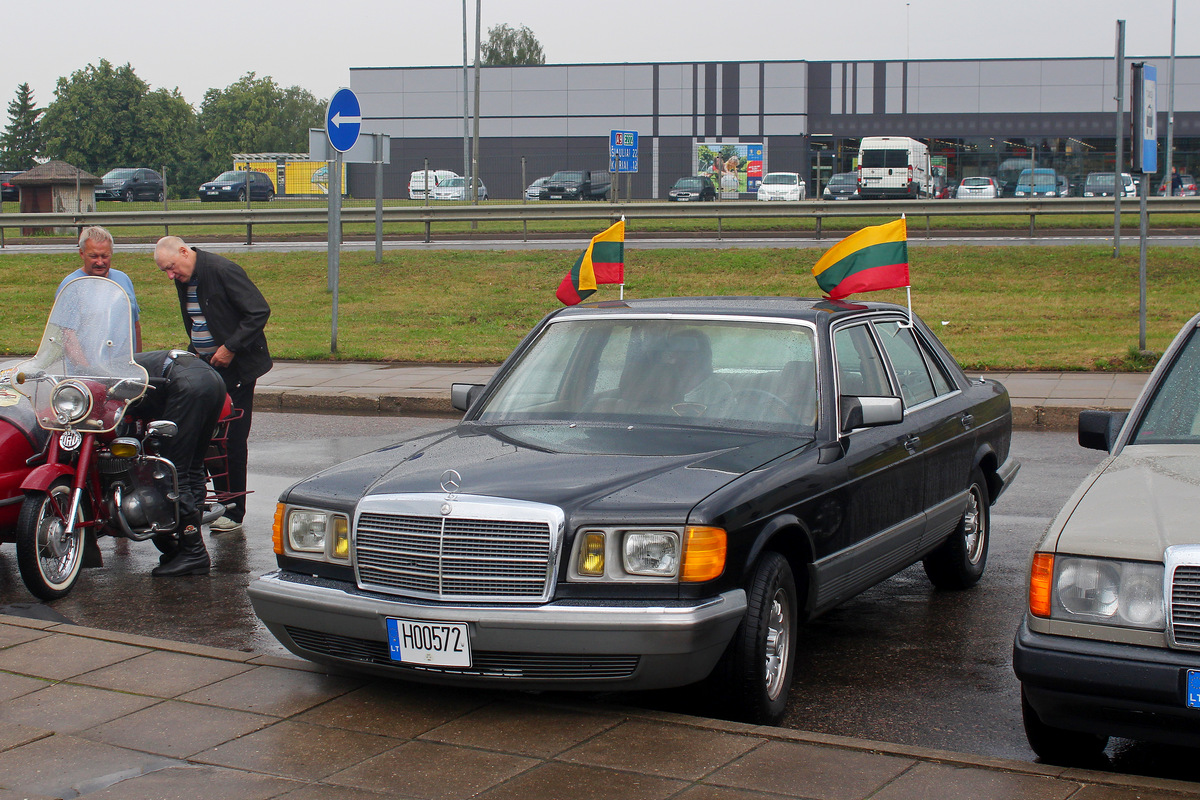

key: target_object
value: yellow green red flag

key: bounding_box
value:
[812,218,909,300]
[556,220,625,305]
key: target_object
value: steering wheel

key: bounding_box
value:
[729,389,805,423]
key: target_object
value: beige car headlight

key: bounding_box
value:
[1051,556,1164,630]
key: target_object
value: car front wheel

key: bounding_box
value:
[923,467,989,589]
[123,189,134,202]
[1021,687,1108,765]
[712,551,797,725]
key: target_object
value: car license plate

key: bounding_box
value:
[1189,670,1200,709]
[549,194,562,199]
[386,618,471,667]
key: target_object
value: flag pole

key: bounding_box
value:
[620,215,626,299]
[898,213,914,328]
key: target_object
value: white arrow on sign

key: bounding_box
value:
[331,111,361,128]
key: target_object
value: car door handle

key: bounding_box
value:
[903,435,921,453]
[960,413,974,429]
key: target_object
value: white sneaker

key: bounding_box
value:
[210,516,242,534]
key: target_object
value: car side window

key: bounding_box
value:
[873,321,942,407]
[833,325,890,397]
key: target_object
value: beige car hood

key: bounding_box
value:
[1050,445,1200,562]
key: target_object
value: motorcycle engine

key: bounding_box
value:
[118,485,172,529]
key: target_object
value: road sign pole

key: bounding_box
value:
[325,87,363,354]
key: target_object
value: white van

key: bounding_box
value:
[408,169,459,200]
[856,137,932,200]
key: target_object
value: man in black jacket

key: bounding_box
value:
[154,236,272,534]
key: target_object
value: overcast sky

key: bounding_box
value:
[7,0,1197,110]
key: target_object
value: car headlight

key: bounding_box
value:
[51,381,92,424]
[282,506,350,561]
[1041,554,1165,629]
[624,531,679,576]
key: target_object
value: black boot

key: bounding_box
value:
[152,525,210,577]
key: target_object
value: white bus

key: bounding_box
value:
[856,137,932,200]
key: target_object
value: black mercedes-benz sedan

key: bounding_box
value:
[249,297,1018,724]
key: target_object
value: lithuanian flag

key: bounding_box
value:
[812,218,909,300]
[556,220,625,305]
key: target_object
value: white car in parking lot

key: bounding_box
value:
[757,172,806,201]
[433,177,488,201]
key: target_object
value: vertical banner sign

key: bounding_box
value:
[1130,63,1158,175]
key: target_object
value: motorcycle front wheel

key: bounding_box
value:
[16,478,87,600]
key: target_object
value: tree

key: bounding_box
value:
[198,73,325,165]
[0,83,43,169]
[39,60,155,170]
[481,24,545,66]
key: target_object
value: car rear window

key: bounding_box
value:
[861,149,909,169]
[962,178,991,187]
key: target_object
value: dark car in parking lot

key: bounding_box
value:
[0,171,19,202]
[94,168,164,202]
[1015,310,1200,764]
[667,176,716,201]
[822,172,859,200]
[249,296,1018,725]
[199,170,276,202]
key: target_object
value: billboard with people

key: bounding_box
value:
[697,143,764,197]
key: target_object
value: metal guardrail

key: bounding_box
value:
[1,198,1196,246]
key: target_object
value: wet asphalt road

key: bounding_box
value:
[1,414,1196,782]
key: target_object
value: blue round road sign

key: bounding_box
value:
[326,88,362,153]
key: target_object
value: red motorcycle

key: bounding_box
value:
[1,277,240,600]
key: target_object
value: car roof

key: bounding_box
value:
[551,296,908,329]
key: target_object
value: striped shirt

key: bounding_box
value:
[186,278,218,356]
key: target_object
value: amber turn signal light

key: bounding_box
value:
[272,503,286,555]
[681,526,726,582]
[1028,552,1054,618]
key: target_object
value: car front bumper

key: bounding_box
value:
[1013,619,1200,747]
[249,570,747,691]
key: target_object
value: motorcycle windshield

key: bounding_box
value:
[17,276,148,432]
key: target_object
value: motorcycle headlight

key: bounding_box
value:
[1051,556,1165,630]
[286,508,350,561]
[51,381,92,424]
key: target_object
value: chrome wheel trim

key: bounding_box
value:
[763,587,791,700]
[963,485,986,565]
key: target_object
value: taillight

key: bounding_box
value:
[907,166,914,182]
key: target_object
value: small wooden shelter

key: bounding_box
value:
[10,161,100,234]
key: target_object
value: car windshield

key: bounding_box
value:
[829,174,855,186]
[1131,327,1200,444]
[214,171,243,182]
[442,178,465,187]
[1087,174,1115,187]
[762,174,797,185]
[550,171,584,183]
[476,317,819,434]
[104,169,136,180]
[674,178,705,189]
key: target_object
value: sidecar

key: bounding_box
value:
[0,392,48,541]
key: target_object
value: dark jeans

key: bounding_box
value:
[214,378,255,523]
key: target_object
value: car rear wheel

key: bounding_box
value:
[156,190,165,202]
[711,551,797,725]
[266,190,275,202]
[923,467,989,589]
[1021,687,1108,765]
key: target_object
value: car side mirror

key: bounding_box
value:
[1078,409,1127,452]
[451,383,486,413]
[840,395,904,434]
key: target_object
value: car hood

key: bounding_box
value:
[284,422,812,521]
[1050,445,1200,562]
